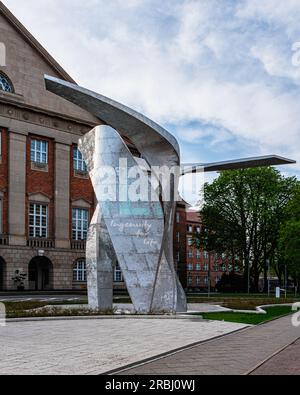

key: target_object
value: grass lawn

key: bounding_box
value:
[187,296,300,310]
[201,305,293,325]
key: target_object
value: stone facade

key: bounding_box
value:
[0,2,98,291]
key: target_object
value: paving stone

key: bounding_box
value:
[0,318,246,375]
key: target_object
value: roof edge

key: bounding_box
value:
[0,1,76,84]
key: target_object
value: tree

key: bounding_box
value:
[195,167,297,292]
[280,187,300,290]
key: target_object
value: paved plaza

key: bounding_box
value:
[116,315,300,375]
[0,317,246,375]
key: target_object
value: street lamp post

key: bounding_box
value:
[285,264,288,299]
[267,259,270,297]
[248,260,251,294]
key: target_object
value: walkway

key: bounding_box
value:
[114,315,300,375]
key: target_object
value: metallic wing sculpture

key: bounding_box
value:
[45,75,296,314]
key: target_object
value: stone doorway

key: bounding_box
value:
[28,256,53,291]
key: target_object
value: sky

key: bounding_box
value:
[3,0,300,203]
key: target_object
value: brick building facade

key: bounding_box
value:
[0,2,100,291]
[185,210,238,292]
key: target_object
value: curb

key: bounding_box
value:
[6,314,204,323]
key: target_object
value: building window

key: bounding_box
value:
[72,208,88,240]
[188,276,193,285]
[0,73,13,93]
[114,263,123,283]
[177,232,180,243]
[31,139,48,164]
[204,276,209,285]
[176,251,180,262]
[176,212,180,223]
[196,226,201,234]
[204,263,209,271]
[196,264,201,271]
[187,237,193,246]
[187,251,193,259]
[187,263,193,271]
[73,260,87,282]
[29,204,48,238]
[204,251,209,259]
[196,251,201,259]
[73,147,87,172]
[214,264,219,272]
[222,264,227,272]
[187,225,193,233]
[196,277,201,286]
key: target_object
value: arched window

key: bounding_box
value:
[0,73,13,93]
[73,259,87,282]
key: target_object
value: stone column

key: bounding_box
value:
[8,132,26,246]
[55,143,70,249]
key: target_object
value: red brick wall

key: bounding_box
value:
[174,203,187,288]
[70,144,95,236]
[186,212,228,290]
[26,134,55,238]
[0,128,9,234]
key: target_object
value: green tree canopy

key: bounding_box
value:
[195,167,298,292]
[280,186,300,288]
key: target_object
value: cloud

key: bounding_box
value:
[3,0,300,178]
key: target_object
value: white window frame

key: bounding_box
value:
[72,208,89,241]
[30,139,48,164]
[196,264,201,271]
[187,237,193,246]
[73,260,87,282]
[29,203,48,238]
[187,263,193,271]
[73,146,87,172]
